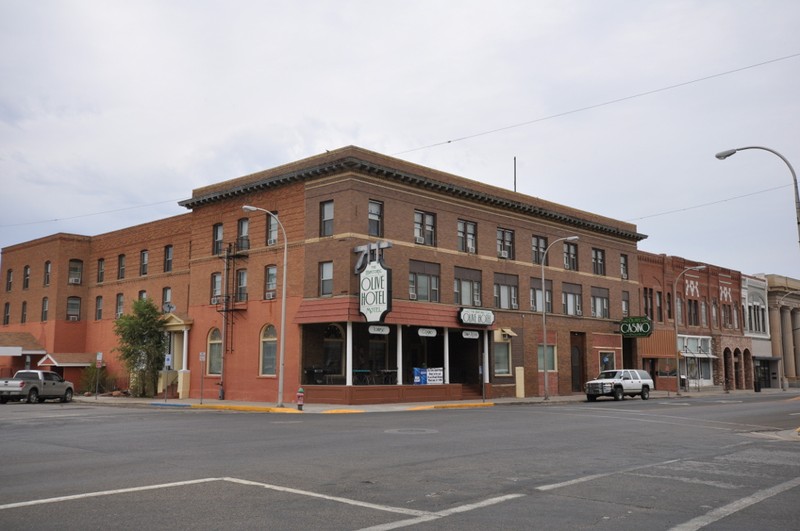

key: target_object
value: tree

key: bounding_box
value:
[113,297,168,397]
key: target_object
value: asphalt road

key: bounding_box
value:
[1,393,798,530]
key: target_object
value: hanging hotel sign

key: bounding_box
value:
[619,316,653,338]
[356,241,393,323]
[458,308,495,326]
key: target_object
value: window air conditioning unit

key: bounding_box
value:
[211,296,221,305]
[69,277,81,284]
[268,238,277,246]
[499,251,509,259]
[473,296,482,306]
[68,315,79,321]
[575,309,582,316]
[467,246,476,254]
[511,303,518,310]
[415,236,425,244]
[621,273,628,280]
[265,291,276,300]
[409,293,417,301]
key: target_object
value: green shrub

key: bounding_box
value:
[80,365,117,394]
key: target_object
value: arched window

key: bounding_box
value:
[208,328,222,375]
[260,324,277,376]
[323,324,345,375]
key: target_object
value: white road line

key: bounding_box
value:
[669,476,800,531]
[0,478,222,510]
[536,459,679,491]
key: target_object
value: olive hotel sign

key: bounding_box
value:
[355,242,393,323]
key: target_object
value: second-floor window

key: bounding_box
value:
[562,282,582,316]
[457,220,477,253]
[139,250,149,276]
[265,265,277,294]
[320,201,334,237]
[116,293,124,318]
[409,260,440,302]
[95,296,103,320]
[211,273,222,302]
[454,267,482,306]
[493,273,518,309]
[687,299,701,326]
[68,259,83,285]
[41,297,48,321]
[66,296,81,321]
[497,228,514,259]
[591,287,609,318]
[162,287,172,307]
[237,218,250,251]
[236,269,248,302]
[414,210,436,246]
[622,291,630,316]
[530,278,552,313]
[320,261,333,296]
[592,248,605,276]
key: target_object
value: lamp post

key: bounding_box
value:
[673,265,706,396]
[715,146,800,251]
[243,205,287,407]
[542,235,579,400]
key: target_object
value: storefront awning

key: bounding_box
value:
[500,328,517,337]
[38,353,96,367]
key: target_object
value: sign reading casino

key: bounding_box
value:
[619,316,653,338]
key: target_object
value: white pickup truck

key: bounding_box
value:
[0,370,74,404]
[584,369,654,401]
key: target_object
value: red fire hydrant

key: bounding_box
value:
[296,387,305,411]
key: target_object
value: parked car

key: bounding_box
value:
[584,369,654,401]
[0,370,74,404]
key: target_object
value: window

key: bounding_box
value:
[20,301,27,324]
[68,259,83,284]
[620,254,629,279]
[95,296,103,320]
[414,210,436,246]
[323,324,344,375]
[320,201,334,237]
[2,302,8,325]
[622,291,630,317]
[164,245,174,272]
[530,278,552,313]
[677,297,684,325]
[368,200,383,237]
[592,248,605,276]
[207,328,222,375]
[599,351,615,372]
[532,236,548,265]
[66,296,81,321]
[138,290,147,300]
[115,293,124,318]
[458,220,477,253]
[237,218,250,251]
[493,273,518,309]
[666,292,672,320]
[211,273,222,303]
[496,228,514,259]
[267,214,279,246]
[687,299,700,326]
[23,266,30,289]
[41,297,48,321]
[494,341,511,376]
[454,267,482,306]
[643,287,653,320]
[701,300,708,327]
[747,294,768,333]
[590,287,609,318]
[721,303,733,328]
[43,261,51,286]
[139,250,149,276]
[162,287,172,307]
[236,269,248,302]
[97,259,105,283]
[5,269,11,291]
[117,254,126,279]
[562,282,582,316]
[212,223,224,255]
[563,242,578,271]
[538,344,555,373]
[260,324,277,376]
[409,261,440,302]
[319,262,333,296]
[265,265,277,297]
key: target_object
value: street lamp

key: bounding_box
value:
[242,205,288,407]
[542,235,579,400]
[673,265,706,396]
[715,146,800,251]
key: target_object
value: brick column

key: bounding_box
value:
[781,308,796,378]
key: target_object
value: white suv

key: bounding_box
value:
[584,369,654,402]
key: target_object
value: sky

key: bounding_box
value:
[2,0,799,278]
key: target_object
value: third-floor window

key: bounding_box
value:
[320,201,334,237]
[414,210,436,246]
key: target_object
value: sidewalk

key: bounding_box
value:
[73,387,798,415]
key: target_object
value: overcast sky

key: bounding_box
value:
[2,1,799,278]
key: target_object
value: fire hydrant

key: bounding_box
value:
[296,388,305,411]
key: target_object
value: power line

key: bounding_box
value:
[0,199,185,228]
[393,52,800,156]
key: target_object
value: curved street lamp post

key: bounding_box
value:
[243,205,288,407]
[542,236,579,400]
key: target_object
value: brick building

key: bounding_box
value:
[1,146,647,404]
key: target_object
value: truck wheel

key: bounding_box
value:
[641,387,650,400]
[613,387,623,401]
[586,394,597,402]
[62,388,73,403]
[26,388,39,404]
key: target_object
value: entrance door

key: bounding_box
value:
[570,333,585,392]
